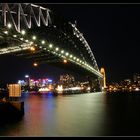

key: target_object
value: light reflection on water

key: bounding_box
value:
[1,91,140,136]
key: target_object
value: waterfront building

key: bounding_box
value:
[133,73,140,84]
[59,74,75,87]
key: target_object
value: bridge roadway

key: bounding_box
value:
[0,3,103,81]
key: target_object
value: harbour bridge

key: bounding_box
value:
[0,3,103,91]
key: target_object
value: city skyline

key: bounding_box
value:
[1,3,140,137]
[0,3,140,84]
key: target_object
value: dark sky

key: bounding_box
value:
[46,4,140,83]
[0,3,140,84]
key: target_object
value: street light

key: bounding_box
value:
[25,75,30,90]
[63,59,67,63]
[25,75,29,78]
[33,62,38,67]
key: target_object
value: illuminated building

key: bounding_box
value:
[133,73,140,84]
[59,74,75,87]
[56,85,63,93]
[18,77,53,91]
[18,80,26,86]
[29,78,53,87]
[100,68,107,89]
[124,79,131,85]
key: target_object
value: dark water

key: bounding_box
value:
[1,91,140,136]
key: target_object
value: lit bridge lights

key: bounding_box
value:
[65,52,69,56]
[41,40,45,44]
[13,35,17,38]
[0,22,103,78]
[49,44,53,48]
[32,36,36,40]
[7,23,12,29]
[55,47,59,51]
[61,50,64,54]
[21,30,26,35]
[3,30,8,34]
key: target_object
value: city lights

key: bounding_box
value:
[64,86,82,91]
[135,87,140,91]
[56,85,63,92]
[30,47,35,51]
[38,87,50,92]
[1,3,140,137]
[30,41,34,45]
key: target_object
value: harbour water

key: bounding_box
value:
[0,91,140,136]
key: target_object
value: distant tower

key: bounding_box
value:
[100,68,107,89]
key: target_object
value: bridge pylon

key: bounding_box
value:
[100,68,107,90]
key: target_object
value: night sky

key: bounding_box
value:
[0,3,140,84]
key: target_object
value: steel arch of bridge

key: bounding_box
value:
[0,3,103,79]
